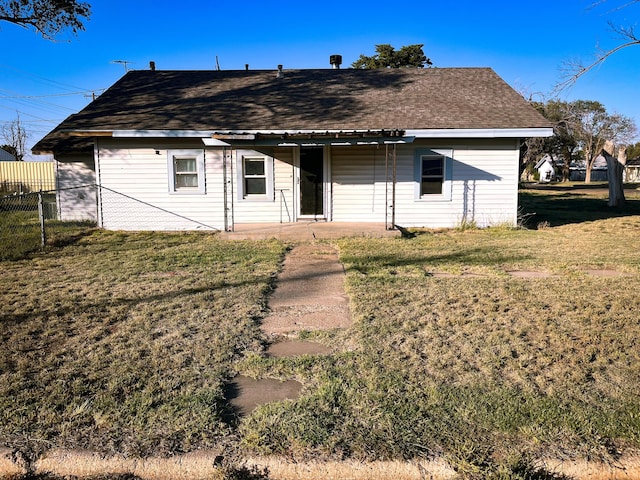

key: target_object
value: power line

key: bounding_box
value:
[0,89,106,99]
[0,63,90,92]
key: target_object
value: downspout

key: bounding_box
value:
[392,143,397,229]
[229,148,235,231]
[385,144,389,229]
[223,146,228,232]
[95,138,103,228]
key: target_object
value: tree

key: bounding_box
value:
[2,117,28,161]
[626,141,640,159]
[352,44,432,69]
[0,0,91,40]
[534,99,636,183]
[571,100,636,183]
[536,100,581,182]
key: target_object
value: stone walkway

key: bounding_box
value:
[227,242,350,418]
[261,243,351,337]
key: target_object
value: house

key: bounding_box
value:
[624,157,640,183]
[32,65,553,231]
[0,148,16,162]
[534,156,556,182]
[570,154,608,182]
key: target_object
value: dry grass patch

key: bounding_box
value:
[0,231,286,458]
[240,216,640,477]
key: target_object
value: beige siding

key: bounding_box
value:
[96,139,224,231]
[0,161,55,191]
[331,139,520,228]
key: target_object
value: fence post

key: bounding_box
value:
[38,190,46,248]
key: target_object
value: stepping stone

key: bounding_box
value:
[225,375,302,418]
[585,269,631,277]
[267,340,332,357]
[507,270,555,278]
[261,243,351,336]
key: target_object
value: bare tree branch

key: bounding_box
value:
[555,21,640,93]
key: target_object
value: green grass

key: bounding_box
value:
[3,185,640,478]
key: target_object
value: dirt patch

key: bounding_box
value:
[266,339,332,357]
[225,375,303,418]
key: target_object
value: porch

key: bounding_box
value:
[219,222,400,241]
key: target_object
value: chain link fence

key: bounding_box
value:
[1,184,220,261]
[0,188,95,261]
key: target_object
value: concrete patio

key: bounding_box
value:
[219,222,400,240]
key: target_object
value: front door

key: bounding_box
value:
[299,147,324,217]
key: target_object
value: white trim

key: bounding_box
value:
[167,149,206,194]
[68,128,553,139]
[114,130,216,138]
[405,128,554,138]
[235,150,275,202]
[296,146,328,220]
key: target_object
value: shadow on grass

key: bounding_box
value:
[519,191,640,228]
[341,247,533,275]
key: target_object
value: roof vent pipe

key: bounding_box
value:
[330,55,342,69]
[149,61,156,71]
[276,64,284,78]
[245,64,249,71]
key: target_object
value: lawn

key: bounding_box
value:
[1,186,640,479]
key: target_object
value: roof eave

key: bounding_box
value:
[406,128,554,138]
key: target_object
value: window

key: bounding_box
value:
[168,150,205,194]
[175,157,198,188]
[420,155,445,195]
[236,151,274,201]
[414,148,453,201]
[243,157,267,195]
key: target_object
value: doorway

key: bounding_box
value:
[299,147,325,218]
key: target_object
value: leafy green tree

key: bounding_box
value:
[351,44,432,69]
[626,141,640,159]
[536,100,580,182]
[0,0,91,40]
[571,100,636,183]
[535,99,636,183]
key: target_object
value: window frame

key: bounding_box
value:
[167,149,206,194]
[236,151,274,201]
[414,148,453,201]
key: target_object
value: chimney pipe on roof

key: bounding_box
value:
[245,64,249,71]
[149,61,156,71]
[276,64,284,78]
[330,55,342,69]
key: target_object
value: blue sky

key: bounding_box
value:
[1,0,639,158]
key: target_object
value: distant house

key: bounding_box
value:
[0,148,16,162]
[625,157,640,183]
[569,155,608,182]
[534,156,556,182]
[33,65,553,231]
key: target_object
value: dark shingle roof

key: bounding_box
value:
[34,68,551,153]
